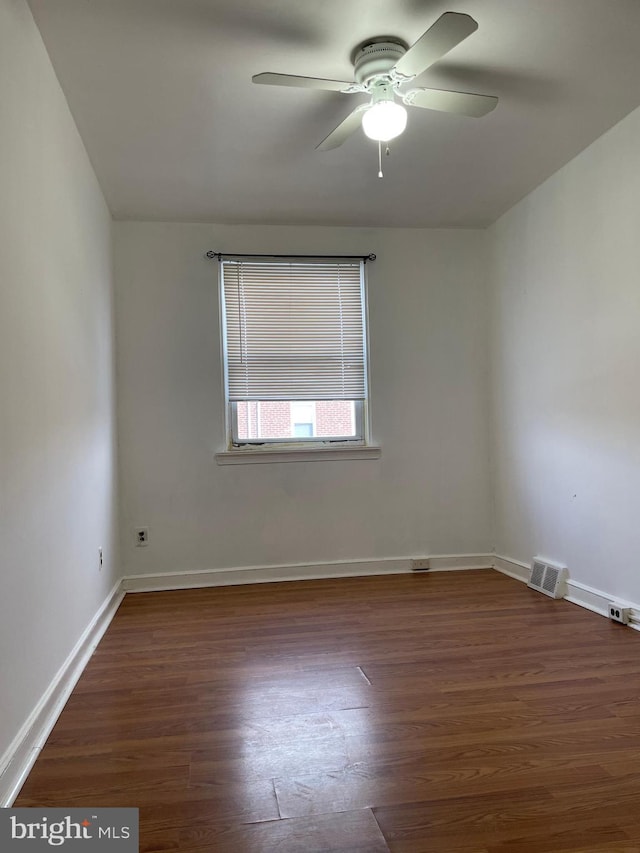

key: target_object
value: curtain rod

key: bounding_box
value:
[205,251,376,262]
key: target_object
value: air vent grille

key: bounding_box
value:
[542,566,561,594]
[530,560,545,588]
[528,558,567,599]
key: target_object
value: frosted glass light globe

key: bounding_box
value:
[362,101,408,142]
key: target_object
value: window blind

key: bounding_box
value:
[221,259,367,401]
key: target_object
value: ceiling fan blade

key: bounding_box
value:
[316,105,368,151]
[394,12,478,79]
[404,87,498,117]
[252,73,353,92]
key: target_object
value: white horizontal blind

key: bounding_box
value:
[221,259,366,401]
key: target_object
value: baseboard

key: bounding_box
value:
[493,554,530,582]
[0,580,125,807]
[18,550,632,806]
[123,553,494,593]
[564,578,611,617]
[565,579,640,630]
[493,554,640,631]
[429,554,494,572]
[0,553,492,803]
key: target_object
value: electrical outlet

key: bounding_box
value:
[411,558,431,571]
[98,547,103,571]
[608,602,631,624]
[135,528,149,547]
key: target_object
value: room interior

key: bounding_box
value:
[2,0,640,848]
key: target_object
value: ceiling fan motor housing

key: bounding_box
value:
[353,39,407,86]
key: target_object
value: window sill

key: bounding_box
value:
[215,445,381,465]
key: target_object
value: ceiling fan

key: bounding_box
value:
[252,11,498,153]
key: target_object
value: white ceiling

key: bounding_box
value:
[27,0,640,227]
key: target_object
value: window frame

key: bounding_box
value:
[229,399,365,447]
[218,256,372,453]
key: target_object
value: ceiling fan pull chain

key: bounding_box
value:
[378,139,383,178]
[386,145,390,156]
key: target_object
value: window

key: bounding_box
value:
[291,401,316,437]
[220,257,369,449]
[293,421,314,437]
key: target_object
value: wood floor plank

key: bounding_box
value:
[173,809,390,853]
[273,760,609,819]
[189,713,352,783]
[18,779,281,825]
[14,571,640,852]
[485,824,631,853]
[373,791,635,852]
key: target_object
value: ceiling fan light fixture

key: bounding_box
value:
[362,100,407,142]
[254,12,497,153]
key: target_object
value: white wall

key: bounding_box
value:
[0,0,119,766]
[489,103,640,604]
[114,222,492,577]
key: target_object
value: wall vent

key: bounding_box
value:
[528,558,567,599]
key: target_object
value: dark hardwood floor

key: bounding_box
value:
[16,570,640,852]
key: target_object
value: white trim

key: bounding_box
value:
[124,558,409,592]
[0,553,490,803]
[493,554,640,631]
[429,554,494,571]
[493,554,530,582]
[6,553,638,810]
[122,553,493,593]
[565,579,640,630]
[215,445,381,465]
[0,581,124,807]
[564,578,610,617]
